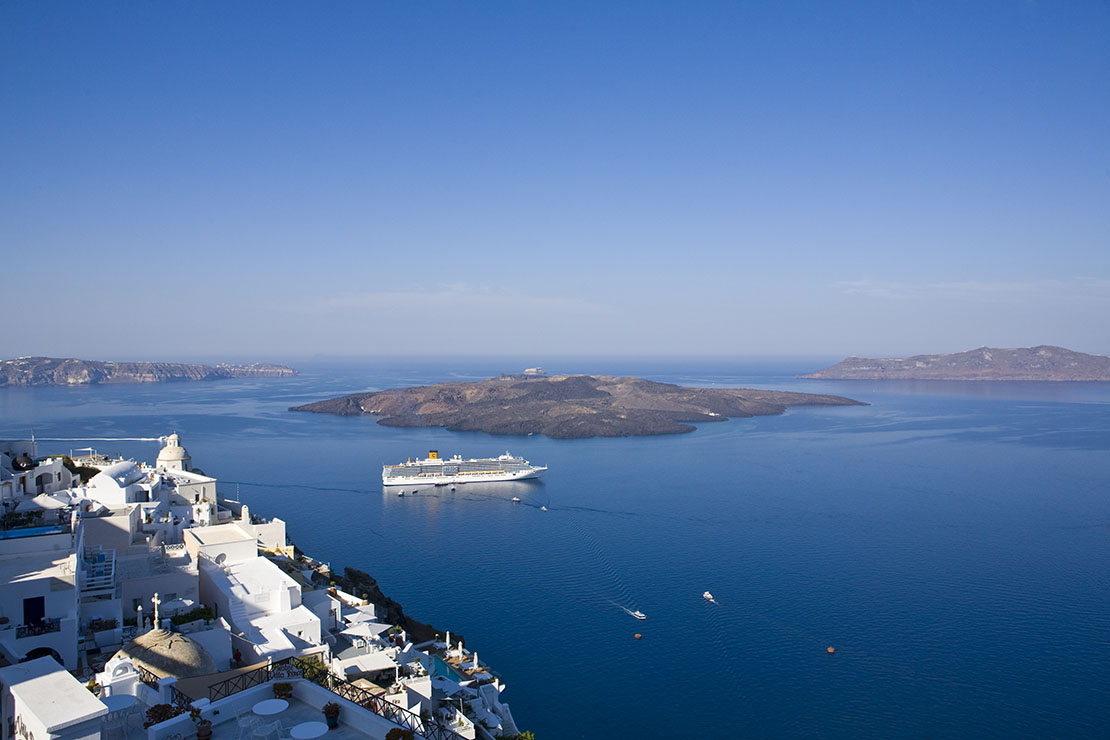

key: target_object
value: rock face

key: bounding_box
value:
[801,346,1110,381]
[290,374,865,439]
[0,357,297,386]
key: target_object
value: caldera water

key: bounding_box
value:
[2,359,1108,738]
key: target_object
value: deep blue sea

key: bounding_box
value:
[3,360,1109,739]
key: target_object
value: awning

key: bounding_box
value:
[343,652,399,674]
[15,494,68,512]
[341,621,391,639]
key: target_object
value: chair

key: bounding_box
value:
[237,713,263,740]
[100,713,126,740]
[125,706,146,732]
[253,720,283,740]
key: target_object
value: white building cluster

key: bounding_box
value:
[0,434,520,740]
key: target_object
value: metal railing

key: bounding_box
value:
[135,663,162,689]
[208,663,275,701]
[16,619,61,638]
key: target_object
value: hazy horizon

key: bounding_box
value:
[4,1,1108,360]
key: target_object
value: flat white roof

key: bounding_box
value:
[226,556,298,593]
[0,551,74,587]
[0,657,107,731]
[187,523,253,546]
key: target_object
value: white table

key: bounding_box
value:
[102,694,137,713]
[251,699,289,716]
[291,721,328,739]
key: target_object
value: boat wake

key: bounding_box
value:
[612,602,647,620]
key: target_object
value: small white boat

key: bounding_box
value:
[540,506,548,511]
[397,491,405,497]
[703,591,716,603]
[631,610,646,620]
[450,485,457,491]
[511,497,521,503]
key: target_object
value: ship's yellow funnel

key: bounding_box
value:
[429,450,438,460]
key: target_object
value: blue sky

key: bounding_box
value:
[3,1,1108,361]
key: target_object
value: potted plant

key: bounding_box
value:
[194,711,213,740]
[322,702,340,729]
[272,682,293,700]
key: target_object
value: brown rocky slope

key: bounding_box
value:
[290,373,865,439]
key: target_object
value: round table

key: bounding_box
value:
[101,694,137,713]
[291,721,329,739]
[251,699,289,716]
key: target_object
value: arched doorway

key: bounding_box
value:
[22,646,63,666]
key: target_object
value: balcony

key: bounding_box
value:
[16,618,61,638]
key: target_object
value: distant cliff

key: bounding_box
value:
[290,373,865,439]
[0,357,297,386]
[801,346,1110,381]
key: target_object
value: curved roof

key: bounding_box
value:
[113,628,217,680]
[90,461,144,489]
[157,433,191,462]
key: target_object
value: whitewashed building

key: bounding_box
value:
[0,657,107,740]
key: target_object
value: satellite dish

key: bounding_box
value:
[215,552,227,565]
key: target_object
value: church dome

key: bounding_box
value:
[157,433,191,468]
[113,628,217,680]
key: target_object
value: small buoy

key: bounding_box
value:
[634,633,642,640]
[826,646,835,654]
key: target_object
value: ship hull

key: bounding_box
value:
[382,468,544,486]
[382,452,546,486]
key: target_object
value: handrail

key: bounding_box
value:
[16,619,61,638]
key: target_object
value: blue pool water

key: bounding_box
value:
[432,654,465,681]
[0,525,65,539]
[3,359,1109,738]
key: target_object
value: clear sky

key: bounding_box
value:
[3,1,1108,361]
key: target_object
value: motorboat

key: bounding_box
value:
[511,497,521,503]
[703,591,716,603]
[540,506,548,511]
[631,610,646,620]
[397,491,405,497]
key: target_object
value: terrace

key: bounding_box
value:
[104,658,467,740]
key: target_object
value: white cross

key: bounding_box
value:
[152,593,161,628]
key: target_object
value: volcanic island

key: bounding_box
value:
[801,345,1110,381]
[289,373,865,439]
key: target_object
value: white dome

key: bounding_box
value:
[90,461,144,489]
[157,433,191,468]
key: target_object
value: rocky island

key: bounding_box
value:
[0,357,297,386]
[290,373,865,439]
[802,345,1110,381]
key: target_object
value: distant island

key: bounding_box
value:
[0,357,297,386]
[290,373,865,439]
[802,345,1110,381]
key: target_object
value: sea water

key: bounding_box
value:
[2,360,1108,739]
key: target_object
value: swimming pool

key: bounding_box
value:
[432,654,465,681]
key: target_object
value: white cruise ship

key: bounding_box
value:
[382,450,547,486]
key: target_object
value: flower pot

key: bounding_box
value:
[325,714,339,729]
[196,721,213,740]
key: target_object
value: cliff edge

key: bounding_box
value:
[0,357,297,386]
